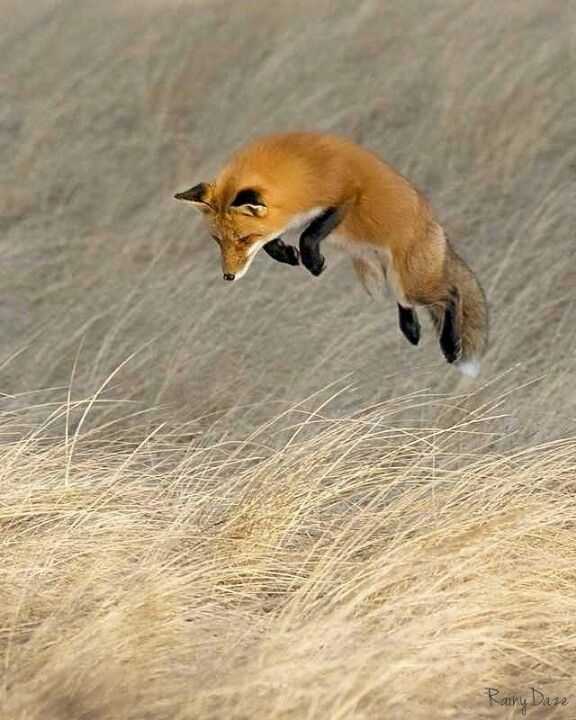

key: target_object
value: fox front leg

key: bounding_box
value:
[299,206,344,276]
[263,238,300,266]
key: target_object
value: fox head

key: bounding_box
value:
[175,182,285,281]
[176,132,359,281]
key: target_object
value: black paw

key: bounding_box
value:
[303,253,326,276]
[398,306,421,346]
[309,260,325,276]
[285,245,300,266]
[403,320,420,345]
[441,344,460,364]
[439,295,461,364]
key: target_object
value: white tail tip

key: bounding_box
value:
[456,357,481,378]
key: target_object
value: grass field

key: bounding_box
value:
[1,1,575,717]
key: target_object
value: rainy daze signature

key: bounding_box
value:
[485,687,570,716]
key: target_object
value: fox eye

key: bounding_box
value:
[238,234,255,244]
[211,234,221,243]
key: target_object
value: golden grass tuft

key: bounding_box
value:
[1,400,575,718]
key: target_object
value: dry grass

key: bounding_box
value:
[1,398,576,719]
[0,0,575,717]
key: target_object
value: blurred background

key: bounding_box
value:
[2,4,576,719]
[0,0,574,442]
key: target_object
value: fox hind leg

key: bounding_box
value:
[428,288,461,364]
[353,256,420,346]
[398,305,421,346]
[352,257,385,298]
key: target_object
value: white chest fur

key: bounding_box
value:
[235,208,325,280]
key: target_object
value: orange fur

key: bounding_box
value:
[175,132,488,371]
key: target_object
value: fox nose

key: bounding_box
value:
[223,273,235,282]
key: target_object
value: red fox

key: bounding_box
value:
[175,132,488,376]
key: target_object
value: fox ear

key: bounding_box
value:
[229,188,268,218]
[174,182,215,213]
[234,204,268,218]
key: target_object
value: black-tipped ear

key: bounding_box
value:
[174,183,206,202]
[174,182,214,212]
[229,187,267,217]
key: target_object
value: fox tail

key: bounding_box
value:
[429,243,488,377]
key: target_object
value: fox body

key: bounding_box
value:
[175,132,488,375]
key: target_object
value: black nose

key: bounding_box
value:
[223,273,235,282]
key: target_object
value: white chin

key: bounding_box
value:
[232,265,249,281]
[232,245,262,281]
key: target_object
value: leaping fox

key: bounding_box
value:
[175,132,488,376]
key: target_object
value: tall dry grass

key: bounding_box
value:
[0,0,575,717]
[1,394,575,719]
